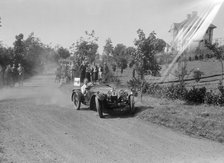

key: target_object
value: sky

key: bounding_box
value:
[0,0,224,53]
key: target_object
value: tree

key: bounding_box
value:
[113,44,128,74]
[130,29,165,79]
[70,30,99,66]
[0,45,14,67]
[125,46,136,62]
[102,38,114,63]
[13,33,25,64]
[103,38,114,56]
[173,51,195,86]
[129,29,166,100]
[206,42,224,84]
[57,47,70,59]
[23,32,48,74]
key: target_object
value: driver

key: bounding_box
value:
[81,78,92,100]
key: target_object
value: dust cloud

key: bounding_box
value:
[0,75,72,108]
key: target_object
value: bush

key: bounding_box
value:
[185,87,206,104]
[127,78,142,92]
[128,78,224,106]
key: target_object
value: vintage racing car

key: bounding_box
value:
[71,83,136,118]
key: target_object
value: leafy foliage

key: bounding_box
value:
[206,42,224,84]
[185,87,206,104]
[103,38,114,56]
[113,44,128,73]
[70,30,99,65]
[13,33,26,64]
[130,29,166,79]
[57,47,70,59]
[0,32,60,77]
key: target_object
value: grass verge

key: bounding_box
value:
[137,96,224,143]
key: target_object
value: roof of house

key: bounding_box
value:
[169,12,216,32]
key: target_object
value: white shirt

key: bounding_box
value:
[81,84,87,95]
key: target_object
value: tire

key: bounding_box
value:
[73,93,81,110]
[95,96,104,118]
[90,97,97,111]
[129,96,135,114]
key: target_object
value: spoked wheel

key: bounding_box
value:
[73,93,81,110]
[129,96,135,114]
[95,96,104,118]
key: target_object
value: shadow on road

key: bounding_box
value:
[76,105,153,119]
[103,105,154,119]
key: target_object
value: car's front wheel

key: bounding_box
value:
[73,93,81,110]
[95,96,104,118]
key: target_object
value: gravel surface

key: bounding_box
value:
[1,75,224,163]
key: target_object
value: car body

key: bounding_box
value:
[71,83,136,118]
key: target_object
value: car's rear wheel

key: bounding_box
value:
[73,93,81,110]
[95,96,104,118]
[129,96,135,114]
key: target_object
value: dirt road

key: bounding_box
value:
[1,75,224,163]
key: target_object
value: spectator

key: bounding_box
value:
[79,61,86,83]
[0,65,3,88]
[11,63,17,86]
[17,63,24,86]
[71,62,76,82]
[98,65,103,82]
[102,62,109,82]
[4,65,12,87]
[92,62,98,83]
[85,63,91,82]
[193,68,204,82]
[55,66,61,83]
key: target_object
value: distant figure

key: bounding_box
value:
[92,62,98,82]
[0,65,3,88]
[102,62,109,82]
[193,68,204,82]
[71,62,76,81]
[17,63,24,86]
[11,64,17,86]
[80,61,86,83]
[55,66,61,83]
[4,65,12,86]
[60,64,67,80]
[85,63,91,82]
[98,66,103,82]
